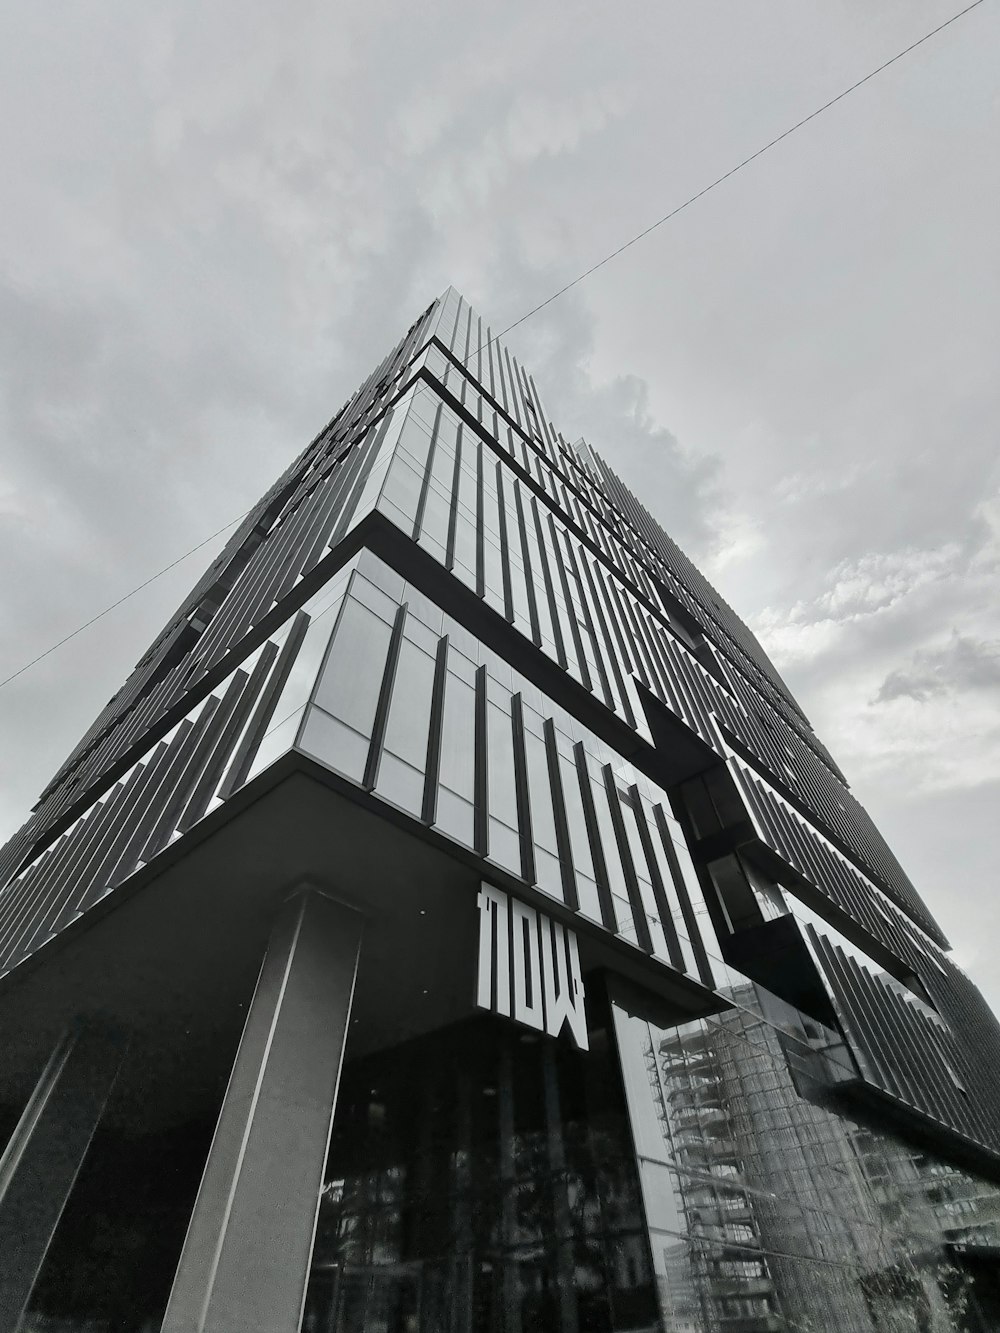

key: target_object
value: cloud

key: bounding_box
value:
[0,0,998,1013]
[875,632,1000,703]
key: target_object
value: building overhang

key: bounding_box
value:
[0,749,726,1134]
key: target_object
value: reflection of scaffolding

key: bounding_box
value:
[647,1028,782,1333]
[640,986,1000,1333]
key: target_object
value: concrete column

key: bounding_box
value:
[161,888,363,1333]
[0,1023,126,1333]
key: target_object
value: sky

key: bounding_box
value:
[0,1,997,1011]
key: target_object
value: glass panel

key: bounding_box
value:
[304,1010,660,1333]
[376,633,436,816]
[611,974,1000,1333]
[435,652,476,845]
[486,687,520,875]
[481,469,506,618]
[298,707,371,783]
[308,597,394,781]
[417,410,456,564]
[452,437,478,591]
[584,753,637,945]
[313,599,393,740]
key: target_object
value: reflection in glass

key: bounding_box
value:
[303,1010,660,1333]
[611,975,1000,1332]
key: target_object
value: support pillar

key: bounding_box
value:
[161,888,363,1333]
[0,1023,126,1333]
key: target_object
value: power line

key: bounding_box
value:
[0,0,984,696]
[0,509,252,691]
[493,0,986,344]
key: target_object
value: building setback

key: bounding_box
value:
[0,287,999,1332]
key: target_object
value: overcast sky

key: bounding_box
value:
[1,1,997,1011]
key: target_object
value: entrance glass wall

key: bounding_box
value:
[302,1006,661,1333]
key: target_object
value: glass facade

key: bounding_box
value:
[2,287,1000,1333]
[303,1007,662,1333]
[295,551,717,982]
[614,979,1000,1332]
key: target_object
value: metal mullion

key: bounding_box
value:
[444,426,464,571]
[798,821,845,907]
[510,695,535,886]
[527,373,556,457]
[241,482,325,631]
[474,438,485,599]
[460,307,472,406]
[446,295,462,355]
[591,562,638,698]
[493,341,509,417]
[474,666,489,856]
[925,1022,986,1140]
[913,1012,971,1133]
[74,745,173,915]
[193,533,274,670]
[881,985,963,1128]
[215,493,309,651]
[79,687,156,805]
[512,481,541,646]
[42,778,134,937]
[103,721,197,893]
[629,785,685,972]
[809,934,888,1092]
[786,812,834,902]
[838,953,911,1102]
[218,611,311,800]
[530,498,568,669]
[781,806,831,899]
[503,348,522,429]
[652,805,714,988]
[666,634,714,741]
[563,538,612,708]
[0,850,58,964]
[602,572,642,681]
[412,401,445,540]
[101,676,171,770]
[173,672,254,832]
[327,412,394,549]
[9,818,98,962]
[578,552,633,724]
[421,636,449,826]
[885,984,958,1124]
[175,653,275,833]
[600,765,653,955]
[494,331,510,414]
[0,877,53,971]
[272,466,347,602]
[543,720,578,912]
[616,590,658,695]
[322,428,376,551]
[362,603,407,793]
[641,611,679,704]
[726,765,771,843]
[547,515,590,688]
[157,663,191,719]
[496,463,517,623]
[485,326,496,401]
[138,694,224,863]
[654,638,701,736]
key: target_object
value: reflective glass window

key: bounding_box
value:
[376,630,436,816]
[486,684,520,874]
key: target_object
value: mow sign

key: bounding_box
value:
[476,883,588,1050]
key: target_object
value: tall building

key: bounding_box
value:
[0,288,998,1333]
